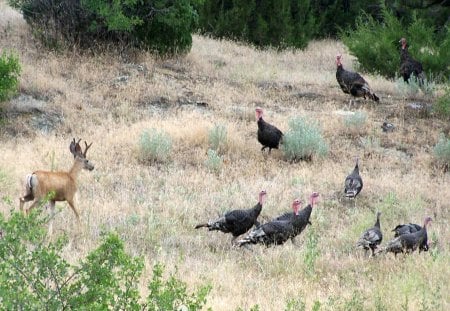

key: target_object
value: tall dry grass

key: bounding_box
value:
[0,1,449,310]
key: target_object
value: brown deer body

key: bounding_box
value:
[19,139,94,220]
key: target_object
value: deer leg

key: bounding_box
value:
[48,201,56,236]
[66,199,80,220]
[19,193,34,213]
[26,199,42,215]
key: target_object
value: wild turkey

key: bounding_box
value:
[344,157,363,199]
[274,192,319,242]
[335,54,379,103]
[356,211,382,256]
[195,190,267,243]
[237,199,302,247]
[399,38,425,84]
[255,107,283,154]
[392,223,428,251]
[381,216,432,256]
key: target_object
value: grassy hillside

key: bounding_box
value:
[1,1,449,310]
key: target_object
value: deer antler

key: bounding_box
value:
[83,141,93,158]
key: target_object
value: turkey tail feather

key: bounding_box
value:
[194,223,208,229]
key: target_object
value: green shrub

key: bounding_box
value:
[433,134,450,169]
[9,0,198,54]
[0,210,211,309]
[433,88,450,118]
[0,51,21,102]
[282,116,328,162]
[205,148,223,173]
[147,263,211,310]
[139,129,172,163]
[208,124,227,153]
[344,111,367,136]
[340,7,450,82]
[395,75,436,98]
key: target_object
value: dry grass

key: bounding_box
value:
[1,2,449,310]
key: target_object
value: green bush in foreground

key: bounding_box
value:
[282,116,328,162]
[139,128,173,163]
[0,51,21,102]
[0,209,211,310]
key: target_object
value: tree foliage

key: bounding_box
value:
[198,0,316,49]
[340,6,450,82]
[8,0,199,54]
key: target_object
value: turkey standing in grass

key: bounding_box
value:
[344,157,363,199]
[356,211,382,256]
[195,190,267,243]
[335,54,379,104]
[237,199,302,247]
[274,192,319,242]
[381,216,432,256]
[392,222,428,251]
[399,38,425,84]
[255,107,283,154]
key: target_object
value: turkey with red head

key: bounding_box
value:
[255,107,283,154]
[237,199,302,247]
[195,190,267,243]
[336,54,379,103]
[399,38,425,84]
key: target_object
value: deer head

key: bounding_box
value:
[70,138,94,171]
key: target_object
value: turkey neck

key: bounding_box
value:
[293,204,312,224]
[250,202,263,217]
[374,214,381,229]
[257,117,266,129]
[336,64,344,74]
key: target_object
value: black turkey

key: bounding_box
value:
[381,216,432,256]
[399,38,425,84]
[274,192,319,242]
[356,211,382,256]
[237,199,302,247]
[195,190,267,243]
[392,223,428,251]
[344,157,363,198]
[255,107,283,154]
[335,54,379,103]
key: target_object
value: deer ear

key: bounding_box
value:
[70,138,83,158]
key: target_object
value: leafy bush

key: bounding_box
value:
[205,148,223,173]
[208,124,227,153]
[0,209,211,309]
[433,88,450,118]
[282,117,328,162]
[139,129,172,163]
[147,263,211,310]
[395,75,436,98]
[433,134,450,169]
[344,111,367,136]
[8,0,198,54]
[0,51,21,102]
[340,6,450,82]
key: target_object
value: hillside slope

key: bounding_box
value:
[1,1,449,310]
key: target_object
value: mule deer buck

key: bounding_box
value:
[19,138,94,221]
